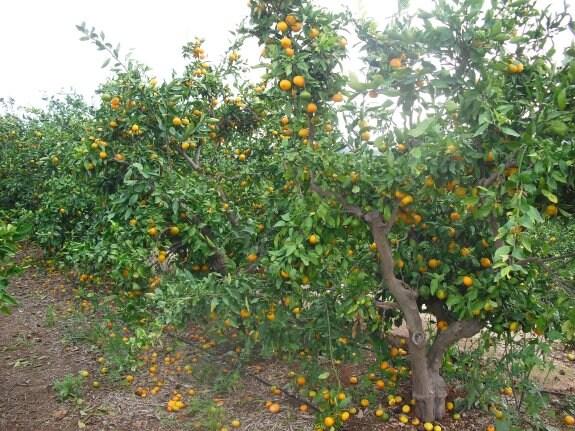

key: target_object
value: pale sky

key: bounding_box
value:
[0,0,570,109]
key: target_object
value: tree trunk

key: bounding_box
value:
[410,318,482,421]
[411,355,447,420]
[365,209,482,421]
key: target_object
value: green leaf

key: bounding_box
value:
[518,214,534,230]
[557,88,567,110]
[500,127,520,137]
[210,298,219,312]
[492,33,510,42]
[101,58,110,68]
[445,100,459,113]
[494,246,511,262]
[462,196,480,206]
[548,120,568,135]
[383,205,391,221]
[407,117,435,137]
[318,372,330,380]
[541,189,558,203]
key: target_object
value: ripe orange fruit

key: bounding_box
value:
[341,411,350,421]
[309,234,319,245]
[298,128,309,138]
[173,117,182,126]
[99,151,107,159]
[428,258,440,269]
[280,37,292,48]
[401,195,414,206]
[507,63,518,74]
[462,276,473,287]
[284,14,297,26]
[331,93,343,102]
[360,398,370,407]
[349,376,358,384]
[293,75,305,87]
[247,253,257,263]
[296,376,306,386]
[480,257,491,268]
[389,58,402,69]
[309,27,320,38]
[437,320,448,331]
[306,102,317,114]
[324,416,335,427]
[276,21,288,32]
[279,80,292,91]
[169,226,180,236]
[268,403,280,413]
[290,22,303,32]
[564,415,575,425]
[148,227,158,236]
[545,204,558,217]
[450,212,461,222]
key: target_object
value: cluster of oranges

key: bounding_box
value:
[506,60,525,74]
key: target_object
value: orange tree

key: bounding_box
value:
[1,0,574,426]
[239,0,575,422]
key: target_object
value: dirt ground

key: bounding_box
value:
[1,246,574,431]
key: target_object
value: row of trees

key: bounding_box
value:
[1,0,574,424]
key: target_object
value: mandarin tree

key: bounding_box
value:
[0,0,574,427]
[242,0,575,421]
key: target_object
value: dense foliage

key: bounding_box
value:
[1,0,574,426]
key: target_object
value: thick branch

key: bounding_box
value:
[308,172,364,218]
[478,148,520,188]
[193,142,202,168]
[373,300,400,311]
[489,214,503,250]
[366,210,423,343]
[516,252,575,290]
[427,319,482,373]
[217,187,239,227]
[516,251,575,265]
[176,146,238,227]
[177,146,200,170]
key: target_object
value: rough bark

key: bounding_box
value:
[364,210,435,420]
[365,209,482,421]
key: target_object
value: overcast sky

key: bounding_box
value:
[0,0,570,109]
